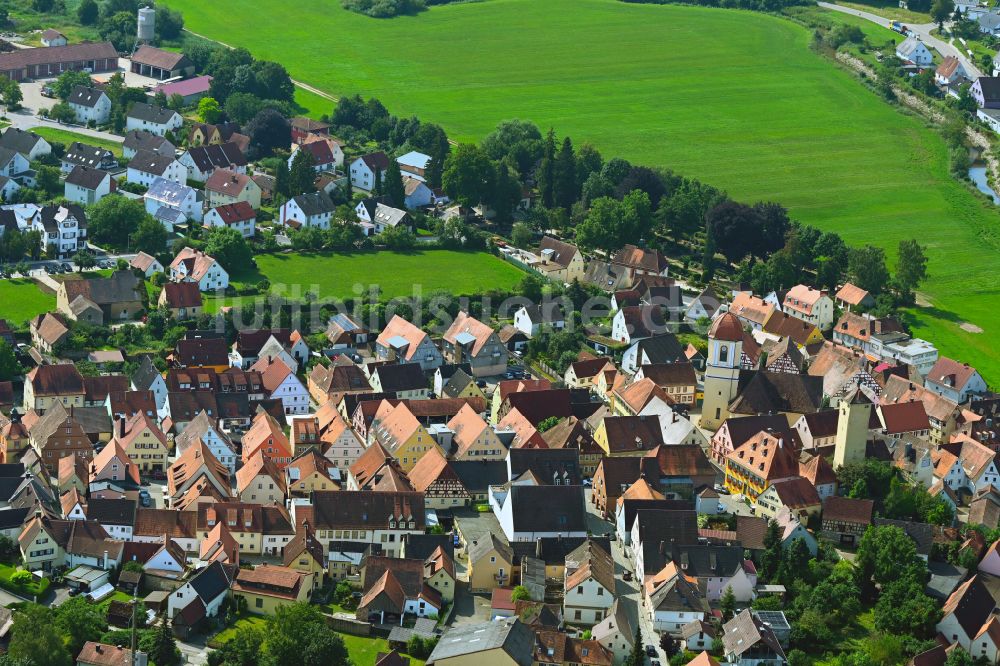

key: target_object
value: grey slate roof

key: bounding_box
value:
[0,128,44,155]
[127,102,178,125]
[66,166,111,190]
[291,190,335,216]
[123,130,173,154]
[507,485,586,534]
[428,618,534,666]
[67,85,107,108]
[128,151,177,176]
[185,142,246,172]
[63,142,114,169]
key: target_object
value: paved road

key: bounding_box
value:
[818,2,983,78]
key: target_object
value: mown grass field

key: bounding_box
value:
[0,279,56,325]
[163,0,1000,380]
[205,250,525,312]
[31,127,124,156]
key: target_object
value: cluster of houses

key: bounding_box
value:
[6,221,997,666]
[0,80,437,247]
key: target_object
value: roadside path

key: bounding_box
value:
[818,2,983,78]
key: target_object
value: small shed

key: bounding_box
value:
[118,569,143,595]
[65,565,110,593]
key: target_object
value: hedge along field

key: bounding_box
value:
[163,0,1000,380]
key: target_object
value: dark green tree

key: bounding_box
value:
[262,603,349,666]
[895,238,928,299]
[385,158,406,208]
[143,614,181,666]
[204,227,253,274]
[77,0,99,24]
[721,586,736,621]
[0,341,20,382]
[288,149,317,196]
[55,597,107,655]
[132,215,167,255]
[848,244,891,294]
[88,195,149,251]
[274,159,291,198]
[553,136,577,209]
[538,128,557,208]
[441,143,494,208]
[8,605,70,666]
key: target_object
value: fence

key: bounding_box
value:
[326,613,372,636]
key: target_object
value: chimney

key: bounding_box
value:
[536,538,543,558]
[118,416,126,439]
[33,509,41,519]
[103,549,109,569]
[659,540,665,555]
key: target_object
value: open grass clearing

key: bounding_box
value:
[163,0,1000,381]
[338,632,426,666]
[31,127,124,156]
[205,249,525,312]
[0,278,56,325]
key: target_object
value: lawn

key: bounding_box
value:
[31,127,124,156]
[207,615,268,648]
[0,563,50,598]
[163,0,1000,382]
[208,615,425,665]
[339,632,426,666]
[205,249,525,312]
[0,278,56,325]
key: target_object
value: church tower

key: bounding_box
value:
[700,313,744,430]
[833,383,873,469]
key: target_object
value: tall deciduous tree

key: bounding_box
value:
[197,97,223,124]
[88,195,149,251]
[848,244,891,294]
[442,144,494,208]
[895,238,928,298]
[246,108,291,159]
[204,226,252,274]
[0,341,20,382]
[8,605,70,666]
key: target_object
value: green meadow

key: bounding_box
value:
[204,250,525,312]
[163,0,1000,380]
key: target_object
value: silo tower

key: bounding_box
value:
[137,6,155,44]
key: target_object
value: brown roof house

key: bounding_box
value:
[56,271,143,325]
[30,311,69,353]
[821,496,874,546]
[536,236,587,283]
[158,282,202,320]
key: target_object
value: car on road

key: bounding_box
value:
[61,263,72,272]
[645,646,657,657]
[714,484,730,495]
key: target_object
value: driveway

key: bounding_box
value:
[451,581,491,625]
[817,2,983,78]
[7,81,125,146]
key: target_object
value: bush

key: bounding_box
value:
[9,570,31,586]
[342,0,425,16]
